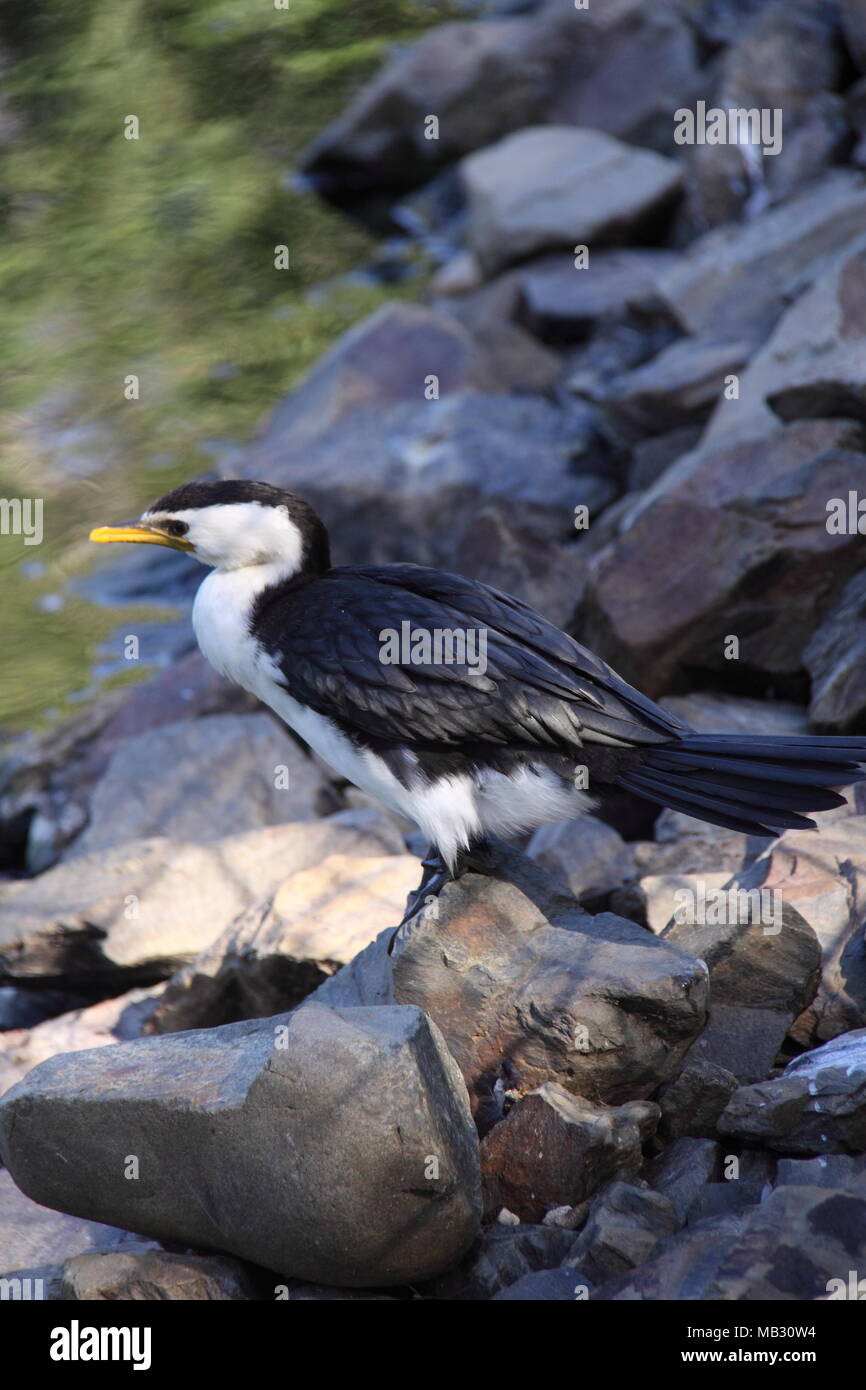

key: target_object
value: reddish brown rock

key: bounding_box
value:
[480,1083,658,1223]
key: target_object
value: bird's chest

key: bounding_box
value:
[192,569,265,690]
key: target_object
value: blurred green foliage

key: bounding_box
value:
[0,0,446,731]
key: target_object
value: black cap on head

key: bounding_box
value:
[147,479,331,575]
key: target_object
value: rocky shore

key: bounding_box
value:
[2,0,866,1300]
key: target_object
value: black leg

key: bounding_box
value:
[387,838,496,955]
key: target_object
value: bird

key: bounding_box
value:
[91,479,866,930]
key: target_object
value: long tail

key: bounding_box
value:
[617,734,866,836]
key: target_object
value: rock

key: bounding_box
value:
[805,567,866,733]
[516,250,678,344]
[687,1150,776,1225]
[299,12,568,193]
[0,986,162,1099]
[460,127,682,276]
[316,845,708,1115]
[0,1002,481,1286]
[840,0,866,72]
[580,429,866,696]
[775,1154,866,1192]
[597,1185,866,1299]
[70,713,332,856]
[718,1028,866,1154]
[627,425,703,492]
[663,691,812,738]
[0,986,91,1031]
[593,336,752,441]
[0,813,402,990]
[685,0,845,227]
[480,1084,658,1222]
[430,1221,574,1300]
[656,1059,740,1142]
[551,4,702,154]
[0,1168,156,1278]
[61,1250,257,1301]
[659,170,866,342]
[664,895,821,1083]
[742,821,866,1047]
[257,304,505,455]
[433,273,564,394]
[526,815,634,909]
[492,1266,581,1300]
[705,239,866,448]
[644,1138,723,1225]
[245,389,604,578]
[146,848,419,1035]
[9,651,259,873]
[566,1181,679,1284]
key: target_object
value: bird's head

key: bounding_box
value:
[89,480,330,578]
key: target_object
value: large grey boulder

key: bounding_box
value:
[461,127,682,275]
[804,569,866,733]
[0,1002,481,1286]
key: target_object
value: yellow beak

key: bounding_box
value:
[89,525,193,552]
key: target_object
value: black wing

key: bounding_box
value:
[252,563,689,753]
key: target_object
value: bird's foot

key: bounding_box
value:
[387,839,496,956]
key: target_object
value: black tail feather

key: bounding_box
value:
[618,733,866,838]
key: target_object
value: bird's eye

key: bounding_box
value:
[162,520,189,538]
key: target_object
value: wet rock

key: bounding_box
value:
[0,986,162,1099]
[526,815,634,909]
[566,1181,679,1284]
[71,713,332,856]
[718,1028,866,1154]
[656,1059,740,1143]
[0,1168,157,1277]
[316,844,708,1114]
[659,170,866,342]
[61,1249,257,1301]
[480,1084,658,1222]
[0,1002,481,1286]
[0,813,399,990]
[644,1138,722,1225]
[146,848,418,1034]
[805,565,866,733]
[664,894,821,1083]
[460,127,682,276]
[430,1220,574,1300]
[516,250,678,344]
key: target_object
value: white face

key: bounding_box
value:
[140,500,305,573]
